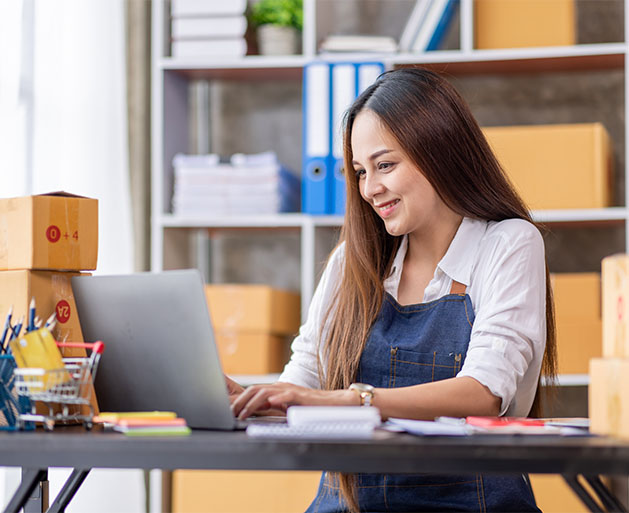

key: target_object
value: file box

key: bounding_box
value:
[483,123,613,210]
[0,192,98,271]
[551,273,602,374]
[475,0,575,49]
[589,357,629,439]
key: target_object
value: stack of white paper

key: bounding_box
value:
[170,0,248,58]
[172,151,300,216]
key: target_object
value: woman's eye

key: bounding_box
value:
[378,162,393,171]
[354,168,366,179]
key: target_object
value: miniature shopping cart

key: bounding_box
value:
[13,341,105,431]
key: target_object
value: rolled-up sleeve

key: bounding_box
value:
[457,220,546,416]
[278,244,345,389]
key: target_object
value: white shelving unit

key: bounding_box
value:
[151,0,629,376]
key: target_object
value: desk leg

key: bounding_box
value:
[46,469,91,513]
[562,474,628,513]
[583,476,628,513]
[3,469,48,513]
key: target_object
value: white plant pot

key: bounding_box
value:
[257,25,301,55]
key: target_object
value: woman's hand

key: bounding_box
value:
[231,382,359,420]
[224,375,245,404]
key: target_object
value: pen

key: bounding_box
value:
[44,312,56,329]
[28,297,36,332]
[10,316,24,342]
[0,307,12,352]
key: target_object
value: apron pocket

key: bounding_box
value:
[390,347,462,387]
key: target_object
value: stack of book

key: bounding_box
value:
[94,411,191,436]
[170,0,248,58]
[398,0,459,53]
[172,151,300,217]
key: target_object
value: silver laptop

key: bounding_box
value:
[72,269,250,430]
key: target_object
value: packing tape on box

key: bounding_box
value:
[608,360,622,436]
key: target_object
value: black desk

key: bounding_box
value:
[2,428,629,513]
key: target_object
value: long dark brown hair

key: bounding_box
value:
[319,68,557,512]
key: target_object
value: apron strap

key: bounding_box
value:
[449,280,467,295]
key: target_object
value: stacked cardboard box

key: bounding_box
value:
[590,254,629,438]
[475,0,575,49]
[483,123,613,210]
[0,192,99,415]
[551,273,602,374]
[204,285,300,375]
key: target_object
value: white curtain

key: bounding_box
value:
[31,0,133,275]
[0,1,141,511]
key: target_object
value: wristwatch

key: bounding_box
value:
[349,383,375,407]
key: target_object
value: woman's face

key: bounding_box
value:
[351,109,449,237]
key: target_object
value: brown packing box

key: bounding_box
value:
[205,285,300,375]
[205,285,300,335]
[602,254,629,358]
[482,124,613,210]
[172,470,320,513]
[550,273,602,374]
[0,192,98,271]
[215,332,288,375]
[475,0,575,49]
[530,475,606,513]
[589,358,629,439]
[0,270,99,416]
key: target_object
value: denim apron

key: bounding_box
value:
[305,282,540,513]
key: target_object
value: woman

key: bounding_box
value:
[229,68,556,512]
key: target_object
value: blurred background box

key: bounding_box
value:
[551,273,602,374]
[529,475,588,513]
[589,357,629,438]
[204,285,300,335]
[483,123,612,210]
[172,470,320,513]
[214,332,286,374]
[602,254,629,358]
[205,284,300,375]
[475,0,575,49]
[0,192,98,271]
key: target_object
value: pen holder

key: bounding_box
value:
[0,355,34,431]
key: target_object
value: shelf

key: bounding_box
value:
[532,207,628,224]
[161,210,625,229]
[159,43,626,80]
[543,374,590,387]
[160,213,344,229]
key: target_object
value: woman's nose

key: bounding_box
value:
[362,172,385,199]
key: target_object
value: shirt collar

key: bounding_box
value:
[437,217,488,286]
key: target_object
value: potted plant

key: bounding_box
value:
[250,0,303,56]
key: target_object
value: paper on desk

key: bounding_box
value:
[385,418,471,436]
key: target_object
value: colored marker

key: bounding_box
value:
[0,307,13,351]
[28,297,36,331]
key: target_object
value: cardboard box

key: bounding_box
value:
[0,192,98,271]
[555,320,602,375]
[475,0,575,49]
[589,358,629,439]
[602,254,629,358]
[172,470,321,513]
[551,273,601,321]
[0,270,99,415]
[483,124,612,210]
[550,273,602,374]
[530,474,600,513]
[216,332,288,375]
[205,285,300,335]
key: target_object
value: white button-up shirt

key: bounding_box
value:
[279,217,547,417]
